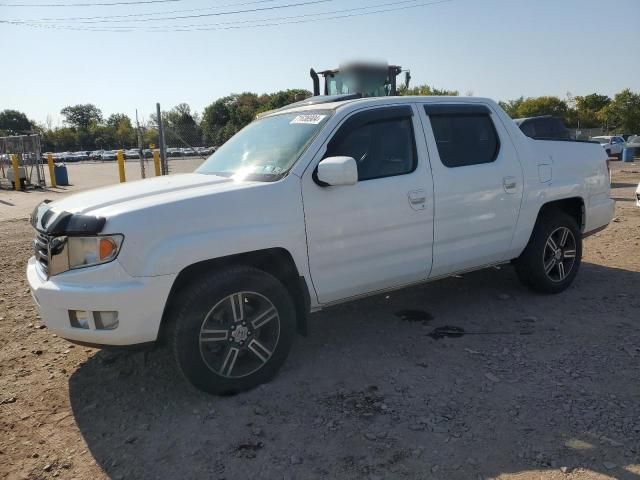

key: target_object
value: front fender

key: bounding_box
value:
[136,223,309,278]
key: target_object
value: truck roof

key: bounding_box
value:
[269,95,496,116]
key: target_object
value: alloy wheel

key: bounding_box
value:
[198,291,280,378]
[542,227,577,282]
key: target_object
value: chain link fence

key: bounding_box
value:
[0,135,45,190]
[147,102,214,177]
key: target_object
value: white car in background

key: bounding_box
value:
[591,135,625,160]
[101,150,117,161]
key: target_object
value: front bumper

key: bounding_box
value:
[26,257,176,346]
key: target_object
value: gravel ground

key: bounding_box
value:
[1,163,639,480]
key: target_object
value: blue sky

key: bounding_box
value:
[1,0,639,125]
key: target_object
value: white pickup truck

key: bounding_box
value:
[27,96,614,394]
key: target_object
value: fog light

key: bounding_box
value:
[93,311,119,330]
[69,310,90,329]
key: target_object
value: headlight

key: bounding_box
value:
[49,235,123,275]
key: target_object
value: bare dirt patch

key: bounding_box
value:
[1,163,639,479]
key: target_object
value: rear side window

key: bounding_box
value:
[520,121,536,137]
[326,107,417,181]
[534,119,552,138]
[427,109,500,168]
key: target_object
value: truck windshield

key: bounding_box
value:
[197,111,332,181]
[327,71,391,97]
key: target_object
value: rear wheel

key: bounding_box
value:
[170,266,296,394]
[514,210,582,294]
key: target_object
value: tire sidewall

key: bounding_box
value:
[173,267,296,394]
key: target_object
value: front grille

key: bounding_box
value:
[33,230,50,276]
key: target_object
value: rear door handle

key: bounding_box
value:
[503,176,518,193]
[408,189,427,210]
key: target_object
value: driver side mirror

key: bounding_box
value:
[315,156,358,186]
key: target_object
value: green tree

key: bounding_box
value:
[114,117,135,148]
[574,93,611,128]
[498,97,525,118]
[0,109,33,135]
[106,113,131,129]
[60,104,103,130]
[261,89,312,112]
[202,97,232,145]
[399,84,459,96]
[600,89,640,133]
[513,96,568,119]
[164,103,202,146]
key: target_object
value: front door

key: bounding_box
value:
[301,105,434,304]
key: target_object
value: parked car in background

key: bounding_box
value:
[27,96,614,395]
[90,150,104,160]
[167,147,182,157]
[101,150,117,161]
[125,149,140,159]
[71,151,89,162]
[514,115,571,140]
[591,136,625,159]
[627,135,640,146]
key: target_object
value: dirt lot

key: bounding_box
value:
[1,162,639,480]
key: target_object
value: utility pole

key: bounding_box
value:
[156,103,168,175]
[136,109,146,179]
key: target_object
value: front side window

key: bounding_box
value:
[428,111,500,168]
[197,111,331,181]
[325,108,417,181]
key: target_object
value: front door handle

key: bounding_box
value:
[503,176,518,193]
[408,189,427,210]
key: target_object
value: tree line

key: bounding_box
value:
[1,86,638,152]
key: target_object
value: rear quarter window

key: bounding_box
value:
[428,111,500,168]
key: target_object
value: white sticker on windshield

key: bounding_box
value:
[290,114,327,125]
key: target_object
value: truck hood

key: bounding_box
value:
[47,173,244,217]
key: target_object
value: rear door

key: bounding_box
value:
[417,103,524,278]
[301,104,434,304]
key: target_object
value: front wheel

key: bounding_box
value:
[170,266,296,395]
[514,210,582,294]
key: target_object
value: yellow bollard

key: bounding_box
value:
[47,152,57,188]
[11,154,21,191]
[117,149,126,183]
[153,149,161,176]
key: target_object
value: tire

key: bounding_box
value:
[616,152,622,161]
[170,266,296,395]
[514,210,582,294]
[605,149,611,158]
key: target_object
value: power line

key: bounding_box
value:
[124,0,430,29]
[3,0,332,23]
[7,0,278,21]
[175,0,453,31]
[2,0,452,31]
[0,0,181,7]
[10,0,415,25]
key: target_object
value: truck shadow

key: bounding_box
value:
[68,262,640,480]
